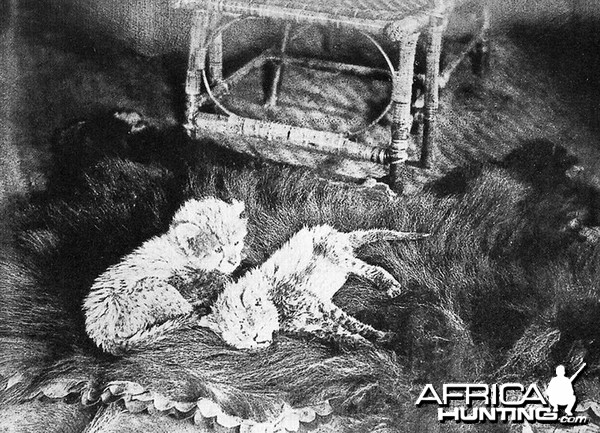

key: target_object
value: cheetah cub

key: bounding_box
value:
[201,225,428,349]
[84,197,247,354]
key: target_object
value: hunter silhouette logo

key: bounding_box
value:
[416,363,588,424]
[546,363,584,417]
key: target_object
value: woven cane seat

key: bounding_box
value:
[172,0,443,39]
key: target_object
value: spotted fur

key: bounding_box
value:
[201,225,428,349]
[83,197,247,354]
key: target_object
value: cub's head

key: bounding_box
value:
[169,197,247,273]
[201,270,279,350]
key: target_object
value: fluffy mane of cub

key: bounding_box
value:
[83,197,247,354]
[201,225,428,349]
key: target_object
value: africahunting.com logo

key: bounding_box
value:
[416,363,588,425]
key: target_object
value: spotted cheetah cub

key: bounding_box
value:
[201,225,428,349]
[84,197,247,354]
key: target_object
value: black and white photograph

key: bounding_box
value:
[1,0,599,432]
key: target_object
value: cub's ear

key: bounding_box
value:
[198,314,214,328]
[172,223,202,253]
[231,200,245,216]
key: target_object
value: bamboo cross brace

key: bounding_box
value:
[192,112,390,164]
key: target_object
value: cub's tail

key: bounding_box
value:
[349,229,430,248]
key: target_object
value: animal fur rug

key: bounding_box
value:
[1,111,599,433]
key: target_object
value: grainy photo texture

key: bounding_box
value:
[1,1,599,432]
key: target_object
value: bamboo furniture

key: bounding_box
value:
[172,0,490,190]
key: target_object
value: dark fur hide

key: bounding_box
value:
[0,401,95,433]
[2,113,600,432]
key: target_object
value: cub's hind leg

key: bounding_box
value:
[348,259,403,298]
[283,299,372,348]
[328,302,394,344]
[289,300,392,347]
[293,326,372,349]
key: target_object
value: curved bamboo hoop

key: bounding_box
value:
[345,31,394,137]
[201,22,395,137]
[202,68,238,117]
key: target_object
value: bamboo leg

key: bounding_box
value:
[185,11,210,128]
[473,2,490,76]
[208,30,223,85]
[389,33,419,191]
[264,23,292,108]
[421,16,444,168]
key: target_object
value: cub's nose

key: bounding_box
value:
[254,337,271,348]
[219,260,236,273]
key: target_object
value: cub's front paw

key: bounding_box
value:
[386,282,402,298]
[375,331,397,347]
